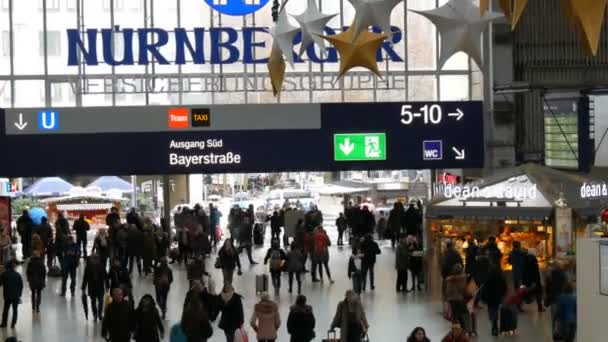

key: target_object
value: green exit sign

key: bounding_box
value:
[334,133,387,161]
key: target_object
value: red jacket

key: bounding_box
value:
[313,230,330,255]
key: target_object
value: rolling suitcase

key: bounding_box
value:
[323,330,340,342]
[255,274,268,294]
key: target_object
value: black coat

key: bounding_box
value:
[216,293,244,332]
[153,264,174,289]
[127,228,144,257]
[403,205,422,235]
[287,305,316,342]
[108,266,132,291]
[132,307,164,342]
[185,290,218,321]
[465,245,479,276]
[0,268,23,301]
[102,301,133,342]
[73,219,90,240]
[545,267,567,306]
[82,261,109,296]
[218,247,241,270]
[481,268,507,307]
[360,239,381,265]
[441,249,463,278]
[26,256,47,290]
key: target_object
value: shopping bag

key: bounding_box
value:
[234,326,249,342]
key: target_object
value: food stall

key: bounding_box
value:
[427,164,602,270]
[42,193,125,228]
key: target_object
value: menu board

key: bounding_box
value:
[544,98,580,170]
[0,197,10,234]
[601,243,608,296]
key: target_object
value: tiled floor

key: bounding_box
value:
[0,238,554,342]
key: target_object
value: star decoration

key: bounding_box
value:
[348,0,404,41]
[270,9,301,67]
[568,0,608,56]
[267,41,286,96]
[293,0,337,56]
[411,0,503,69]
[321,26,387,79]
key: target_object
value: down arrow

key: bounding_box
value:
[14,114,28,131]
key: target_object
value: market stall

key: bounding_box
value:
[427,164,602,270]
[42,193,125,228]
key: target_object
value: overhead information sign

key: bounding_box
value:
[0,102,484,177]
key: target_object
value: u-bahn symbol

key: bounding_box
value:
[204,0,269,16]
[38,111,59,131]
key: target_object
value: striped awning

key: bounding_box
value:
[56,203,113,211]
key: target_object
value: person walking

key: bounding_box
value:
[107,257,132,295]
[348,246,365,295]
[102,288,133,342]
[335,213,347,246]
[127,224,143,276]
[444,264,468,330]
[17,210,33,260]
[441,242,463,279]
[250,292,281,342]
[175,295,214,342]
[61,235,80,297]
[54,213,70,264]
[523,250,545,312]
[82,254,109,322]
[508,241,526,290]
[26,250,46,313]
[556,283,576,342]
[92,229,111,270]
[73,213,90,258]
[141,225,158,276]
[185,280,217,322]
[287,295,315,342]
[238,211,257,265]
[0,260,23,329]
[387,203,404,248]
[311,226,334,284]
[395,235,410,293]
[360,234,380,291]
[407,235,424,292]
[264,239,287,294]
[270,211,282,241]
[545,264,567,337]
[132,294,165,342]
[464,238,478,278]
[217,239,242,287]
[286,242,304,294]
[330,290,369,342]
[407,327,430,342]
[480,266,507,336]
[153,256,173,319]
[215,285,245,342]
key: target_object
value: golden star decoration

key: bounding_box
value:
[569,0,608,56]
[267,42,286,96]
[321,26,387,79]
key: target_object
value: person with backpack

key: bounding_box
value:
[348,245,365,295]
[61,235,81,297]
[132,294,165,342]
[26,249,46,313]
[214,285,245,342]
[287,295,315,342]
[153,256,173,319]
[330,290,369,342]
[264,239,287,294]
[286,242,304,294]
[311,226,334,284]
[360,234,380,291]
[82,254,109,322]
[73,213,90,258]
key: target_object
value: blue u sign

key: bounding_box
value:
[38,111,59,131]
[204,0,270,16]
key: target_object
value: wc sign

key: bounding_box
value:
[204,0,270,16]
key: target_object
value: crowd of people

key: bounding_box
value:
[439,236,576,341]
[0,197,573,342]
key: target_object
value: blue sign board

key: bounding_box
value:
[38,111,59,131]
[204,0,270,16]
[0,102,484,177]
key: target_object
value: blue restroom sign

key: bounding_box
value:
[423,140,443,161]
[204,0,270,16]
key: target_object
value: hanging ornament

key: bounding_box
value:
[410,0,503,69]
[267,41,286,96]
[321,26,387,79]
[269,9,301,66]
[348,0,404,41]
[293,0,337,56]
[568,0,608,56]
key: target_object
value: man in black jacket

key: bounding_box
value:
[73,213,90,258]
[0,260,23,328]
[16,211,32,259]
[360,234,381,291]
[82,255,109,321]
[102,288,133,342]
[61,235,81,297]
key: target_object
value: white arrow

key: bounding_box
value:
[452,147,466,160]
[14,113,27,130]
[448,109,464,121]
[339,138,355,156]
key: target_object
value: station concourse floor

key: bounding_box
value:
[0,238,554,342]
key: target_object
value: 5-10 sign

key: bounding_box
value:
[334,133,387,161]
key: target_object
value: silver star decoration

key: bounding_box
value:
[293,0,337,56]
[270,9,301,67]
[410,0,503,69]
[348,0,404,40]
